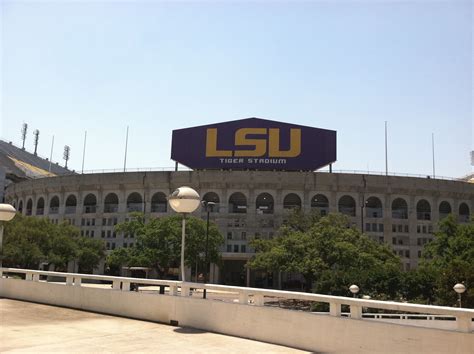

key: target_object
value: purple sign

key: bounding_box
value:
[171,118,336,171]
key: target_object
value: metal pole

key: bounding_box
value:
[48,136,54,172]
[458,293,462,308]
[203,206,210,299]
[432,133,435,179]
[181,215,186,282]
[123,126,129,172]
[385,121,388,176]
[81,131,87,174]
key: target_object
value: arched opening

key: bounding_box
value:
[104,193,119,213]
[459,203,470,222]
[365,196,383,218]
[229,192,247,213]
[18,200,23,214]
[151,192,167,213]
[26,199,33,215]
[49,196,60,214]
[83,194,97,214]
[12,200,16,209]
[36,197,45,215]
[65,195,77,214]
[338,195,356,217]
[438,201,452,219]
[311,194,329,216]
[202,192,220,212]
[283,193,302,210]
[416,199,431,220]
[392,198,408,219]
[256,193,274,214]
[127,192,143,212]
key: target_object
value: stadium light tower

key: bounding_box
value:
[21,123,28,150]
[168,187,201,282]
[63,145,70,169]
[33,129,40,155]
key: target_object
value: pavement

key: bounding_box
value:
[0,299,309,353]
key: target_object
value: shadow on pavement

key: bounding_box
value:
[173,327,207,335]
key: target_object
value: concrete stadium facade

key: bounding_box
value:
[4,170,473,288]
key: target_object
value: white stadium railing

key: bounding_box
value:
[1,267,472,333]
[26,167,463,181]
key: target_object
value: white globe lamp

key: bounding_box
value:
[168,187,200,282]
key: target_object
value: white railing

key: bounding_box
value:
[24,166,464,182]
[1,267,473,333]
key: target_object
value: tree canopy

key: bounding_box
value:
[1,214,105,272]
[249,211,402,297]
[107,213,224,278]
[405,215,474,307]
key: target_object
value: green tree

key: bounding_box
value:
[75,237,105,273]
[2,214,104,272]
[108,213,224,279]
[249,212,402,297]
[411,215,474,307]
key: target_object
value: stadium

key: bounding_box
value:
[2,118,473,288]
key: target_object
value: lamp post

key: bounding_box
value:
[0,204,17,268]
[453,283,466,308]
[201,201,216,299]
[168,187,200,282]
[349,284,360,298]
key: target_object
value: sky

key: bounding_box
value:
[1,0,472,178]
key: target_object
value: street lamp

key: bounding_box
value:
[453,283,466,308]
[168,187,200,282]
[0,204,17,268]
[349,284,360,298]
[201,200,216,299]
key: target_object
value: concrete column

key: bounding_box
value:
[431,196,439,225]
[383,194,392,243]
[329,191,337,214]
[275,189,283,215]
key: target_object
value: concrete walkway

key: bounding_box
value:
[0,299,309,353]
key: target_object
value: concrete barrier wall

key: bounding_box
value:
[1,278,473,353]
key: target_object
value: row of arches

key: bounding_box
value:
[15,192,168,216]
[11,192,471,221]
